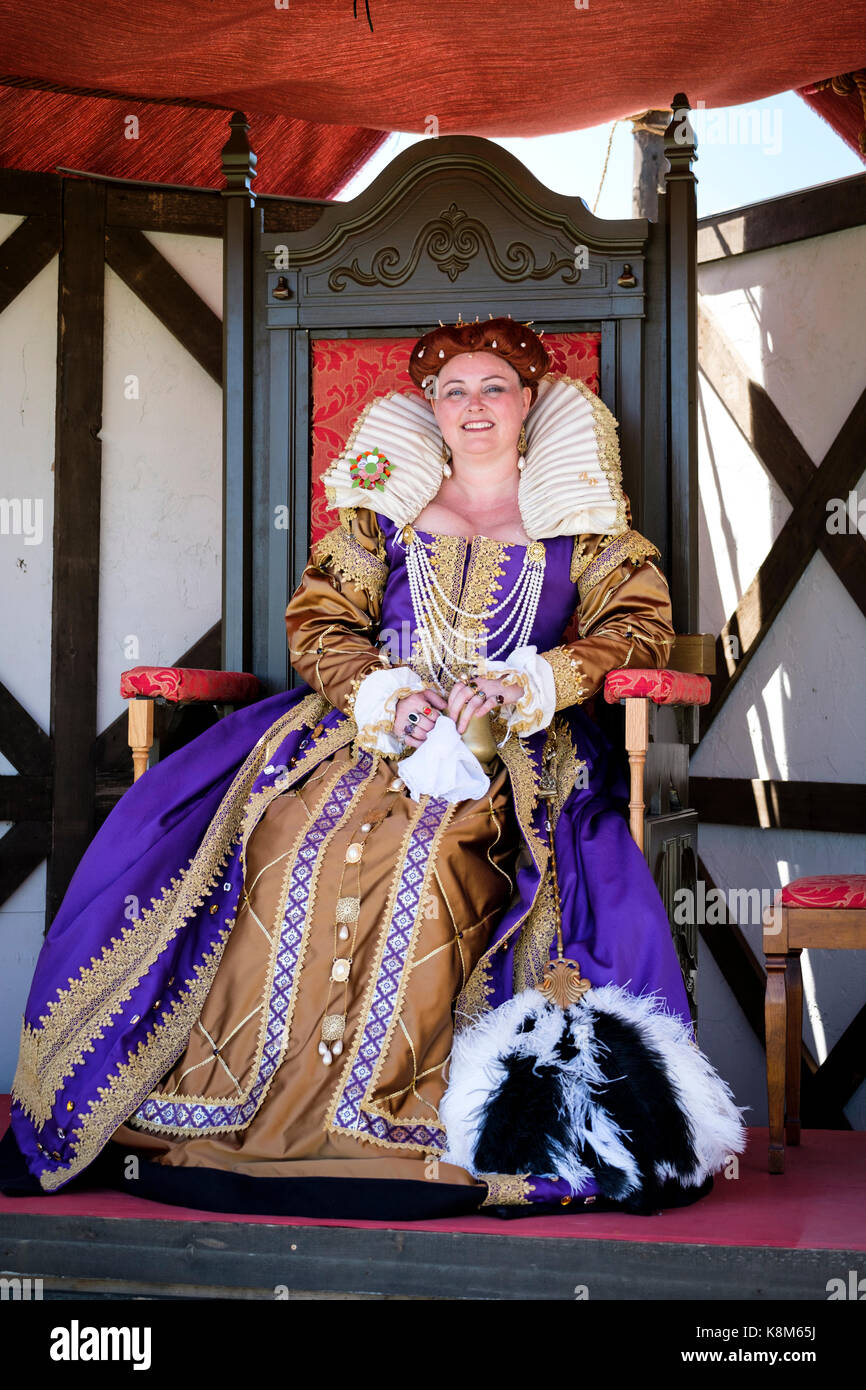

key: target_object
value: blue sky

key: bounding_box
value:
[339,92,863,218]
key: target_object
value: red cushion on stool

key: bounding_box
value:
[603,668,712,706]
[781,875,866,909]
[120,666,261,704]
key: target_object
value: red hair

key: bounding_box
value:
[408,317,550,404]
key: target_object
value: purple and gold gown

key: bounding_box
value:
[7,502,704,1218]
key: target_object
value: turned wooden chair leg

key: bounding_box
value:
[623,697,650,855]
[765,952,787,1174]
[785,950,803,1146]
[128,697,155,782]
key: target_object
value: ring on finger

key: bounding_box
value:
[406,710,420,725]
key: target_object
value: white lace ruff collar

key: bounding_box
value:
[320,374,629,540]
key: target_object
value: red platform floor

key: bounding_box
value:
[2,1097,864,1251]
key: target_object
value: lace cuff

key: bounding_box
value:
[475,644,557,746]
[353,666,426,755]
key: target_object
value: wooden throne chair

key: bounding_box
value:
[123,100,712,1017]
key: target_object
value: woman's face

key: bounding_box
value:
[430,351,531,459]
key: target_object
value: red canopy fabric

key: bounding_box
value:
[0,82,386,199]
[2,1,865,193]
[798,72,866,159]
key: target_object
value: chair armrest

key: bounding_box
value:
[603,668,711,707]
[120,666,262,704]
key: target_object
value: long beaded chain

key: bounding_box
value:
[402,526,546,692]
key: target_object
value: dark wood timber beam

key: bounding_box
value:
[0,822,52,908]
[701,381,866,738]
[46,177,106,926]
[0,626,228,909]
[663,96,699,635]
[697,856,770,1046]
[106,186,224,237]
[692,778,866,836]
[0,776,51,821]
[699,306,866,626]
[698,172,866,263]
[0,168,62,216]
[220,112,256,674]
[0,215,61,315]
[0,680,53,776]
[104,226,222,383]
[810,1001,866,1122]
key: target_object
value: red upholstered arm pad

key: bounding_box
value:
[603,668,712,706]
[782,875,866,909]
[120,666,261,704]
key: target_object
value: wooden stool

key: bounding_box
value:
[763,874,866,1173]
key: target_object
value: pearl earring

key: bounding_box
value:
[441,440,452,478]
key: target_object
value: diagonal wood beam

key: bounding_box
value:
[700,379,866,738]
[0,215,61,315]
[0,680,53,776]
[104,226,222,383]
[0,625,222,914]
[0,821,51,907]
[697,856,771,1046]
[810,1000,866,1120]
[0,776,51,821]
[699,306,866,625]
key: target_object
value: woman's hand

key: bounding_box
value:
[395,678,525,747]
[447,677,524,734]
[393,689,448,747]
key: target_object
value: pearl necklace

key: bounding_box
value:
[402,525,546,692]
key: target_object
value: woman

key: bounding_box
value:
[5,317,744,1219]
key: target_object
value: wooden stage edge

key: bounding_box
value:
[2,1117,865,1300]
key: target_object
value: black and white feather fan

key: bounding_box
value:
[441,985,747,1213]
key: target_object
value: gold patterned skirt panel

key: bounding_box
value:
[111,741,520,1183]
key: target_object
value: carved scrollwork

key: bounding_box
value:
[328,202,580,290]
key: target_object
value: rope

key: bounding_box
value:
[592,120,621,214]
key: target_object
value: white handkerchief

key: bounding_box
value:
[398,715,491,804]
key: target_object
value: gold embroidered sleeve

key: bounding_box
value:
[285,506,392,716]
[310,507,389,603]
[541,529,675,712]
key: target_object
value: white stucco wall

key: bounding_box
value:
[0,222,222,1090]
[98,239,222,732]
[694,221,866,1129]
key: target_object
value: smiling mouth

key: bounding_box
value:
[461,421,494,430]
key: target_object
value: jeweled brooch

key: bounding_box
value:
[350,448,391,491]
